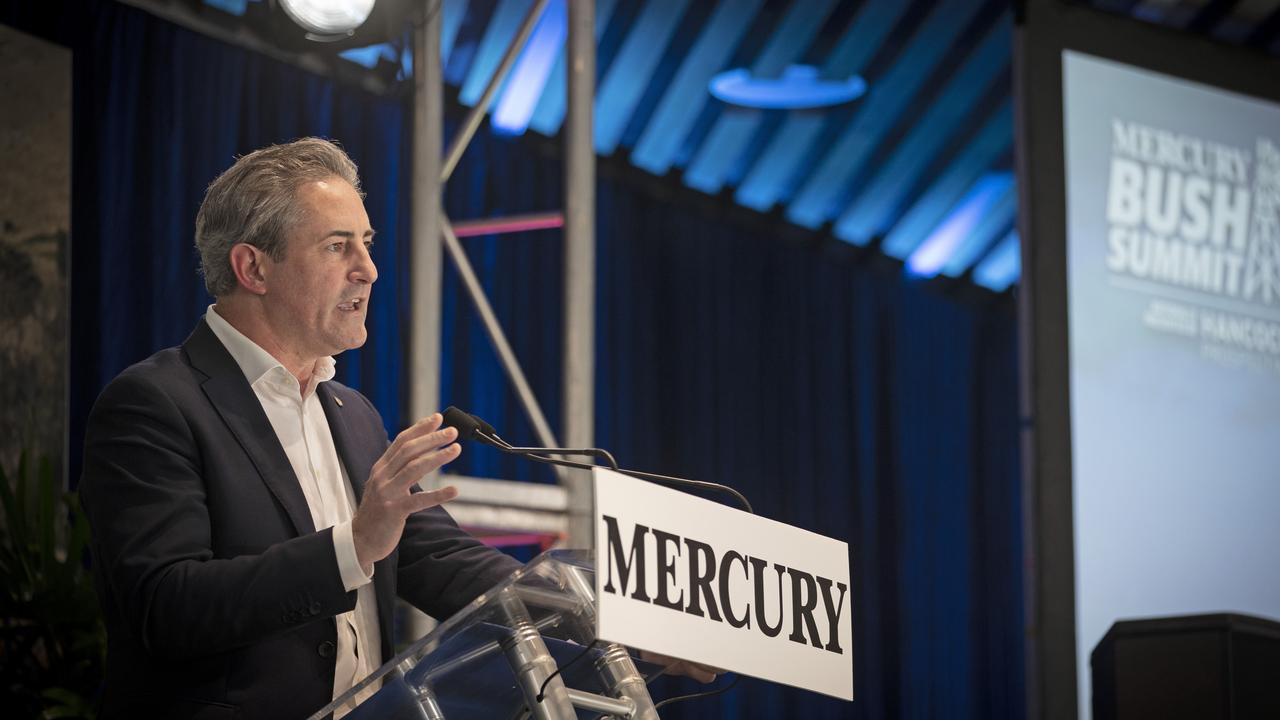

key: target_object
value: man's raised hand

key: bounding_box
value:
[351,413,461,574]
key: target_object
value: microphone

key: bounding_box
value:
[442,406,494,444]
[441,407,754,514]
[469,413,500,440]
[443,406,619,469]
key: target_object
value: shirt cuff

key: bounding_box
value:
[333,519,374,592]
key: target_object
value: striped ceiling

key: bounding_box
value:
[204,0,1280,292]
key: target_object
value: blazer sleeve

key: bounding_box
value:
[80,370,357,661]
[394,505,524,619]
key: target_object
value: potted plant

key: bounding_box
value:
[0,452,105,718]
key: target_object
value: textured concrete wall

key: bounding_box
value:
[0,24,70,481]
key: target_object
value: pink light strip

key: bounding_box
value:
[452,212,565,238]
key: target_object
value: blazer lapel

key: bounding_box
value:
[318,382,398,654]
[183,320,316,537]
[317,383,374,503]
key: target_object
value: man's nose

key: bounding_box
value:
[350,241,378,284]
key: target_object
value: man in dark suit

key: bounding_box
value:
[79,138,521,719]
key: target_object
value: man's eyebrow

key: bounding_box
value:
[321,229,377,240]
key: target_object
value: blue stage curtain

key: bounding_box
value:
[588,175,1025,720]
[9,1,1025,716]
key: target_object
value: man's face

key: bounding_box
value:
[260,177,377,361]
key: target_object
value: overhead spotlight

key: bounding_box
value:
[248,0,411,55]
[278,0,376,39]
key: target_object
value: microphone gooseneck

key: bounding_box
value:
[442,407,753,514]
[442,406,619,469]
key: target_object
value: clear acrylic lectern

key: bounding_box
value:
[307,550,665,720]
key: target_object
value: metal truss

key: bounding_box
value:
[410,0,596,552]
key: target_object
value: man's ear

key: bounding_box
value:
[228,243,269,296]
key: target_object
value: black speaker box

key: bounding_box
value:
[1092,613,1280,720]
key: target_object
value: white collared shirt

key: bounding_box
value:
[205,305,381,715]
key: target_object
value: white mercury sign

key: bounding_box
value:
[592,468,853,701]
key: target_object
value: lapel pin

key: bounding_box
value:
[334,396,344,407]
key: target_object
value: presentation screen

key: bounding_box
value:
[1062,49,1280,712]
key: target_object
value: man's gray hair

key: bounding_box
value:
[195,137,364,297]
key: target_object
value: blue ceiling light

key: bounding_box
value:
[906,173,1013,278]
[631,0,762,175]
[204,0,251,16]
[683,0,838,194]
[708,65,866,110]
[787,0,988,230]
[460,0,528,106]
[833,18,1010,244]
[527,0,618,136]
[941,180,1016,278]
[735,1,909,212]
[492,0,565,135]
[876,102,1013,258]
[595,0,692,155]
[973,230,1021,291]
[339,42,397,68]
[441,0,470,66]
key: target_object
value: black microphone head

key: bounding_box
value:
[441,406,482,440]
[469,413,498,438]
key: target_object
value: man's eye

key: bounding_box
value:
[364,240,375,251]
[328,241,345,252]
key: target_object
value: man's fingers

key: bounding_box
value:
[638,651,722,684]
[382,426,458,480]
[665,660,718,683]
[684,665,718,684]
[390,443,461,489]
[384,413,444,460]
[402,485,460,514]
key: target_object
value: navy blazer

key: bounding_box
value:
[80,320,521,719]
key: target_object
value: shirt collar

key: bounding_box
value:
[204,304,335,394]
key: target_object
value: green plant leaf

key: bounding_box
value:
[2,451,106,718]
[16,449,30,539]
[0,453,36,592]
[41,686,82,702]
[64,492,89,570]
[39,456,57,579]
[41,685,92,719]
[0,453,21,543]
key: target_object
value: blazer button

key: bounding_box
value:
[317,640,336,659]
[309,601,322,615]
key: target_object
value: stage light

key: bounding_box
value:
[972,230,1020,292]
[279,0,376,38]
[906,173,1012,277]
[492,0,566,136]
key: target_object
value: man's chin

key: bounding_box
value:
[321,329,368,356]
